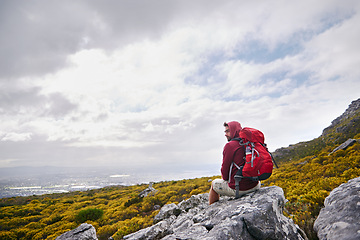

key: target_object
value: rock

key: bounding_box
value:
[272,98,360,163]
[314,177,360,240]
[56,223,98,240]
[138,182,158,198]
[329,138,358,155]
[153,203,181,223]
[123,186,307,240]
[322,98,360,136]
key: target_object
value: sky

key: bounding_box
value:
[0,0,360,177]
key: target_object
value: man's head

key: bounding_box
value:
[224,122,231,141]
[224,121,242,141]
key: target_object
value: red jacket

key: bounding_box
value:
[221,121,259,190]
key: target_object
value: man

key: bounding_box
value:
[209,121,261,205]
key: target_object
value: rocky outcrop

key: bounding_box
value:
[314,177,360,240]
[139,182,158,198]
[123,186,307,240]
[329,138,358,155]
[272,98,360,163]
[322,98,360,136]
[56,223,98,240]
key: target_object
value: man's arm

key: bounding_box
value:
[221,143,234,181]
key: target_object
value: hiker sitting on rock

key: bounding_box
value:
[209,121,261,205]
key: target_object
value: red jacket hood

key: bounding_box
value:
[227,121,242,139]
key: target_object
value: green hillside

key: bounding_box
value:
[1,99,359,240]
[264,98,360,239]
[0,177,214,239]
[264,139,360,239]
[272,99,360,164]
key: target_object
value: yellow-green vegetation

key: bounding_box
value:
[274,111,360,164]
[1,139,359,240]
[1,110,359,240]
[263,141,360,239]
[0,177,214,240]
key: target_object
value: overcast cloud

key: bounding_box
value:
[0,0,359,176]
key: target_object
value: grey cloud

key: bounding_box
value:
[0,84,77,118]
[0,1,79,78]
[43,93,78,118]
[0,1,159,79]
[1,0,358,173]
[1,0,352,81]
[88,0,224,46]
[0,0,224,79]
[0,1,106,79]
[0,86,43,112]
[93,112,109,122]
[0,134,101,167]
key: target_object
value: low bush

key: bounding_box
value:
[75,208,104,223]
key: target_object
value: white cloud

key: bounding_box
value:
[300,12,360,80]
[1,132,32,142]
[0,1,359,176]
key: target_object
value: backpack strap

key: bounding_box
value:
[228,138,245,182]
[260,142,279,169]
[228,153,243,181]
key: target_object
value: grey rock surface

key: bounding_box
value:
[123,186,307,240]
[56,223,98,240]
[153,203,180,223]
[329,138,358,155]
[314,177,360,240]
[322,98,360,136]
[139,182,158,198]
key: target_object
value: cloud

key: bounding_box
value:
[0,0,223,80]
[300,11,360,80]
[0,0,359,177]
[1,132,32,142]
[0,1,91,78]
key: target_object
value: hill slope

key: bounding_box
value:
[264,98,360,239]
[272,98,360,164]
[0,98,359,240]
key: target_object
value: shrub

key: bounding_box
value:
[75,208,104,223]
[124,197,143,207]
[0,231,17,240]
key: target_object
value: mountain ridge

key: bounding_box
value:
[322,98,360,136]
[272,98,360,164]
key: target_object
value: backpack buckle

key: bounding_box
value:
[234,167,243,199]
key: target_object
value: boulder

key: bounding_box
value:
[123,186,307,240]
[329,138,358,155]
[314,177,360,240]
[139,182,158,198]
[153,203,181,223]
[56,223,98,240]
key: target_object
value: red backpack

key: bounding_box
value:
[233,127,277,198]
[233,127,277,181]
